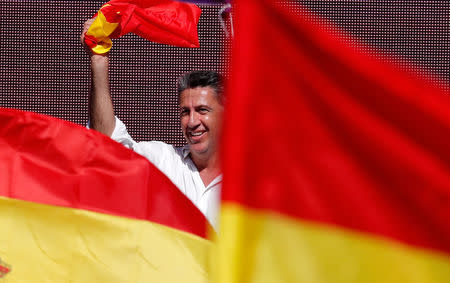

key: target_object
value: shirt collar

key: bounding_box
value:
[182,144,191,159]
[182,144,223,189]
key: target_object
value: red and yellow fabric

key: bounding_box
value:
[0,108,211,282]
[84,0,201,54]
[216,0,450,282]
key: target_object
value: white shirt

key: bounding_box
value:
[110,117,221,229]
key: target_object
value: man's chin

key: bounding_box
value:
[189,143,208,155]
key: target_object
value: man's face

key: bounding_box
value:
[179,86,224,158]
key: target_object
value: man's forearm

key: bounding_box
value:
[89,54,116,136]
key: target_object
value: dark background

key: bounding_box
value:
[1,1,448,146]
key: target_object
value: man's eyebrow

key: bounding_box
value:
[195,105,211,109]
[179,104,211,110]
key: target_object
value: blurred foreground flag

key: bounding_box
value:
[0,108,210,282]
[217,0,450,282]
[84,0,201,54]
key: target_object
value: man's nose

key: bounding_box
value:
[188,112,200,127]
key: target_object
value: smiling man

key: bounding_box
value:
[179,72,224,184]
[81,20,224,229]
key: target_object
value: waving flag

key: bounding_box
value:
[217,0,450,282]
[0,108,211,282]
[84,0,201,54]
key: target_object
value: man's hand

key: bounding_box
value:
[80,18,110,58]
[81,18,94,54]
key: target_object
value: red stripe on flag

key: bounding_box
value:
[100,4,122,23]
[103,0,201,48]
[0,108,209,238]
[222,0,450,254]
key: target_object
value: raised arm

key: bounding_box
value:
[81,19,116,137]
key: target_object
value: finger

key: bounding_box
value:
[80,18,95,43]
[83,18,95,31]
[82,18,95,35]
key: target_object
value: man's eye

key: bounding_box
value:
[199,108,209,113]
[180,110,189,116]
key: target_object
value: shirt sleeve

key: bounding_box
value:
[108,117,180,168]
[87,116,136,149]
[109,116,137,149]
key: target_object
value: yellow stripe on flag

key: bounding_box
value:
[86,6,119,54]
[0,196,211,282]
[216,204,450,283]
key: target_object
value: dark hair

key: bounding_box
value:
[177,70,225,104]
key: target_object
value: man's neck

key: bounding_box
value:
[191,152,221,187]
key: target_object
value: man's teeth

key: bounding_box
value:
[191,132,204,136]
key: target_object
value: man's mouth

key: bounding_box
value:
[188,131,206,142]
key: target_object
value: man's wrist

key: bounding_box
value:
[90,54,110,71]
[90,53,109,64]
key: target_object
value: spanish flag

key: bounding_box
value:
[217,1,450,282]
[0,108,211,282]
[84,0,201,54]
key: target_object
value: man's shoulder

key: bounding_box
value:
[135,140,188,160]
[134,141,194,186]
